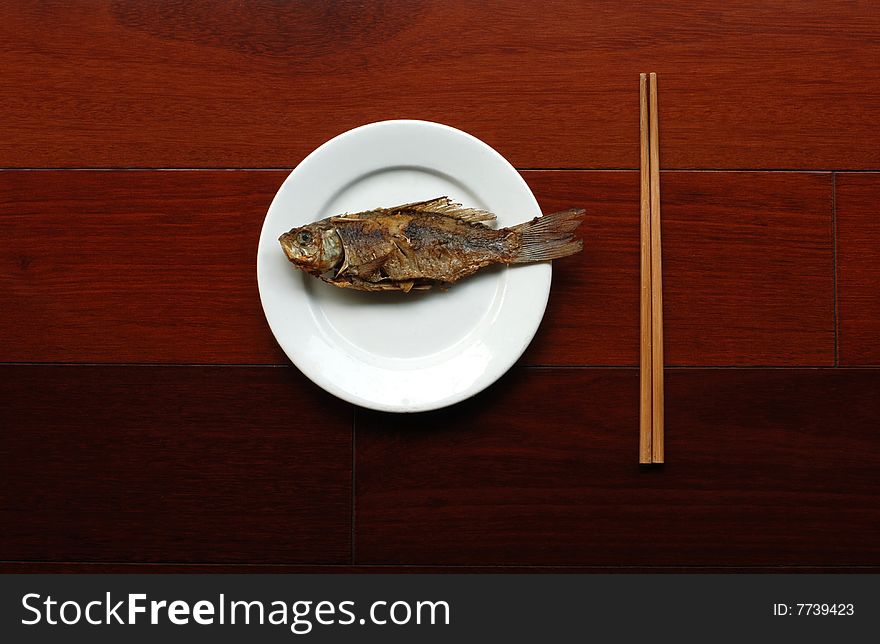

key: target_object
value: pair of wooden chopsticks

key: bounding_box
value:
[639,73,664,464]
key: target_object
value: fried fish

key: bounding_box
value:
[279,197,585,292]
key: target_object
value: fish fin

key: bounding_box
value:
[332,232,391,279]
[330,207,390,222]
[324,276,413,292]
[334,245,352,278]
[510,208,586,263]
[352,251,393,280]
[393,197,497,225]
[330,198,496,225]
[320,274,435,292]
[393,197,450,211]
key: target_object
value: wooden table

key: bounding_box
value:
[2,1,879,572]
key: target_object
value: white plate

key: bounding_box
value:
[257,120,550,412]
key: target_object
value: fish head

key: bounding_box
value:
[279,223,343,274]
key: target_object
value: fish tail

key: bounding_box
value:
[510,208,586,263]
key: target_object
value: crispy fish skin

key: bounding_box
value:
[279,197,585,292]
[335,213,513,284]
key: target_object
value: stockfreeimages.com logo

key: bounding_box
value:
[22,593,450,634]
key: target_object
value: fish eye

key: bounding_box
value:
[297,231,313,244]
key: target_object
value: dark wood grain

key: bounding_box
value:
[837,173,880,365]
[521,171,640,365]
[1,170,833,366]
[662,172,833,365]
[0,170,287,364]
[355,368,880,566]
[1,1,875,575]
[1,1,879,169]
[0,365,352,563]
[523,171,833,365]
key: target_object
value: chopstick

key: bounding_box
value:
[638,73,653,464]
[648,73,665,464]
[639,72,665,464]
